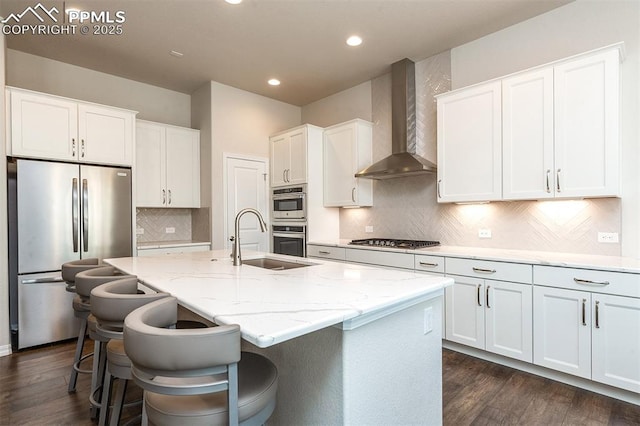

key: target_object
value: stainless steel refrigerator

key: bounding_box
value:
[8,158,132,350]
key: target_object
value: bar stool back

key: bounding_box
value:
[124,297,278,426]
[62,258,102,393]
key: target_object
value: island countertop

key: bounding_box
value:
[105,250,451,348]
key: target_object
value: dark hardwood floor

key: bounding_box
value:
[1,340,639,425]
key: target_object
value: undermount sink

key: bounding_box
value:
[242,257,314,270]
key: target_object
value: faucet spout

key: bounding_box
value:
[232,208,267,266]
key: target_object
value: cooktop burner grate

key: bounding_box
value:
[349,238,440,249]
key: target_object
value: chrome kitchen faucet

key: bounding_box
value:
[231,208,267,266]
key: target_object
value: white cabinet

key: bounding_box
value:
[502,68,554,200]
[553,49,620,198]
[438,45,621,203]
[436,81,502,203]
[306,244,346,261]
[136,120,200,208]
[270,126,307,187]
[533,286,592,378]
[323,119,373,207]
[503,49,620,200]
[8,87,135,166]
[137,243,211,257]
[533,266,640,393]
[445,258,533,362]
[345,247,414,270]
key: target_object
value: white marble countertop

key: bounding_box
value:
[136,240,211,250]
[105,250,450,348]
[308,239,640,273]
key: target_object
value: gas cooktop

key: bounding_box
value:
[349,238,440,250]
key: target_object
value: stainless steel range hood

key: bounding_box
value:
[355,58,437,179]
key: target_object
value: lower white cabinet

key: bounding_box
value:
[306,244,346,261]
[446,275,532,362]
[533,285,640,393]
[137,243,211,257]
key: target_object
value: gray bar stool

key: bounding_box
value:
[124,297,278,426]
[74,266,137,418]
[90,277,169,426]
[62,258,103,393]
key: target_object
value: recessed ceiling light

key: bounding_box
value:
[268,79,281,86]
[225,0,242,4]
[169,50,184,58]
[346,35,363,47]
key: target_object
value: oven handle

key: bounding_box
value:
[272,232,306,238]
[273,193,306,200]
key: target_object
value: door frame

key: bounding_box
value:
[222,153,270,250]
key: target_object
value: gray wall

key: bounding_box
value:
[6,49,191,127]
[301,81,372,128]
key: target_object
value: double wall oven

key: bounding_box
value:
[271,185,306,257]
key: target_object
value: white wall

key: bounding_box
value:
[451,0,640,257]
[6,49,191,127]
[194,81,301,249]
[301,81,372,127]
[0,28,10,355]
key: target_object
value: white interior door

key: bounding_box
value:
[225,156,269,252]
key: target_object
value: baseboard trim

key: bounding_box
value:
[443,340,640,407]
[0,344,12,357]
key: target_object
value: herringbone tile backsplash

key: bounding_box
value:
[339,51,622,256]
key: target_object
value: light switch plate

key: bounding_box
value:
[165,227,176,234]
[136,227,144,235]
[365,226,374,233]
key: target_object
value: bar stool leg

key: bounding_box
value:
[99,369,113,426]
[90,340,107,419]
[68,318,88,392]
[109,378,128,426]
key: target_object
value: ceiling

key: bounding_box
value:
[1,0,572,106]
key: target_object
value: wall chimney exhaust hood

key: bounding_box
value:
[355,58,437,179]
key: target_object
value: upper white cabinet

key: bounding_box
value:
[502,68,554,200]
[437,44,622,203]
[8,87,135,166]
[270,126,307,187]
[504,48,620,200]
[136,120,200,208]
[436,81,502,203]
[553,49,620,198]
[323,119,373,207]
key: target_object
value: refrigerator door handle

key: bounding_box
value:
[82,179,89,252]
[21,277,66,284]
[72,178,79,253]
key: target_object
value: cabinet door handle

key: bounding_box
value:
[162,189,166,205]
[286,169,290,182]
[282,170,286,183]
[72,138,76,157]
[472,267,496,274]
[437,179,442,199]
[351,187,356,203]
[318,251,331,255]
[168,190,172,205]
[573,278,610,286]
[546,169,551,193]
[81,139,85,158]
[556,168,561,192]
[595,300,600,328]
[418,261,439,268]
[581,298,587,326]
[477,284,482,307]
[486,285,491,308]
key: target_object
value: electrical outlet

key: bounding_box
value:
[597,232,619,243]
[424,307,433,335]
[165,227,176,234]
[365,226,374,233]
[136,227,144,235]
[478,229,492,239]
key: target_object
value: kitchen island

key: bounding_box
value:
[106,250,451,425]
